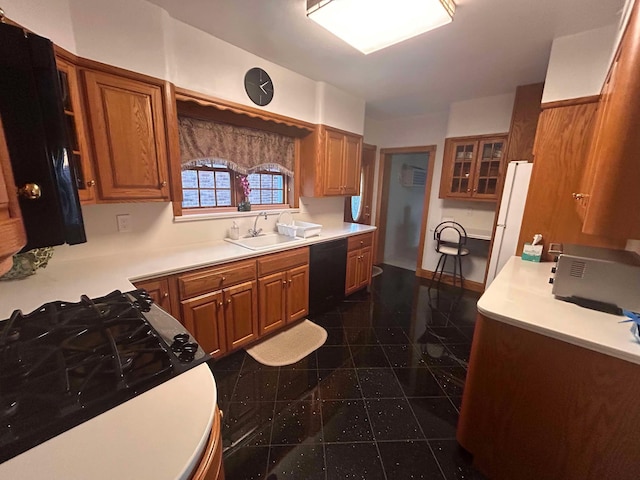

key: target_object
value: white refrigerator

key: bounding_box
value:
[485,161,533,287]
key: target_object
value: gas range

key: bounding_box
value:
[0,289,210,464]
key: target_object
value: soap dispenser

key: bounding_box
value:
[229,221,240,240]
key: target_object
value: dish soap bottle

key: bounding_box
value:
[229,221,240,240]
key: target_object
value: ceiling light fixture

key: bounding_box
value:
[307,0,456,55]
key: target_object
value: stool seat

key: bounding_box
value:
[437,245,470,256]
[431,221,469,290]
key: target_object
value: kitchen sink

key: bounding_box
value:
[225,233,303,250]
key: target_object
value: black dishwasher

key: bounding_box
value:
[309,238,347,316]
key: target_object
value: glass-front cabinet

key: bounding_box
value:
[439,134,507,201]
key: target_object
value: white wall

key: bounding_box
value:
[166,13,319,125]
[54,196,345,262]
[365,93,514,283]
[69,0,169,80]
[4,0,366,261]
[364,110,449,275]
[65,0,365,132]
[1,0,76,52]
[446,93,515,137]
[383,153,429,271]
[316,82,366,134]
[542,24,618,103]
[441,93,514,282]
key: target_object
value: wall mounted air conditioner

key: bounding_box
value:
[400,164,426,187]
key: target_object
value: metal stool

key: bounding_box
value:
[431,221,469,290]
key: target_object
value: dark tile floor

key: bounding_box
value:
[208,264,487,480]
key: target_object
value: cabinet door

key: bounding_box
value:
[345,249,360,295]
[357,246,373,289]
[581,2,640,239]
[83,70,170,201]
[322,129,345,195]
[181,291,226,358]
[444,140,477,198]
[472,138,506,200]
[342,134,362,196]
[56,58,97,204]
[224,280,259,351]
[133,277,172,315]
[287,264,309,323]
[517,103,625,259]
[0,118,26,275]
[258,271,287,335]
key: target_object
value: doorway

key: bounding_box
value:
[374,146,436,271]
[344,143,376,225]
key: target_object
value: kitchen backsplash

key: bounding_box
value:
[52,197,346,262]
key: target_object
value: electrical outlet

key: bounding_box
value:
[116,214,132,233]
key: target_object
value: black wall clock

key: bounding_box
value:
[244,67,274,106]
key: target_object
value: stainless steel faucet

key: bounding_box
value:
[248,211,268,237]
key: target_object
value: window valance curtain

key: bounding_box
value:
[178,116,295,176]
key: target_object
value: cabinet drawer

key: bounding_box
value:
[347,233,373,251]
[257,247,310,277]
[178,259,256,299]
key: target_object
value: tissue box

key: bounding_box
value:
[522,243,543,262]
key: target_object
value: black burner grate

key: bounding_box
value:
[0,289,206,464]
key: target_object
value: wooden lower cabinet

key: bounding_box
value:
[287,264,309,323]
[257,249,310,335]
[345,233,373,296]
[133,277,173,315]
[458,314,640,480]
[180,280,259,357]
[190,406,225,480]
[224,280,259,351]
[181,291,226,359]
[258,271,287,335]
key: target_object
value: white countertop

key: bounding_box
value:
[0,365,216,480]
[0,222,375,478]
[478,257,640,365]
[0,223,376,318]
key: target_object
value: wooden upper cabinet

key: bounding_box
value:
[439,135,507,201]
[0,117,26,276]
[579,0,640,239]
[504,83,544,163]
[56,56,97,204]
[82,69,170,201]
[342,134,362,195]
[323,129,345,196]
[517,101,625,259]
[300,124,362,197]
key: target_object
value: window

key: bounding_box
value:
[247,170,285,205]
[181,163,289,211]
[350,170,365,221]
[182,164,233,208]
